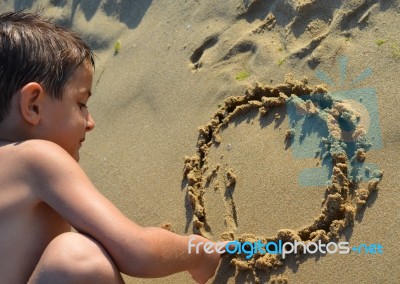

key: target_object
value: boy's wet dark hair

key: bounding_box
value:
[0,11,95,122]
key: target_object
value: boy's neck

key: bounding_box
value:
[0,120,30,143]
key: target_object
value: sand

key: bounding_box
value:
[1,0,399,283]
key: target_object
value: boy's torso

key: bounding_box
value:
[0,141,70,283]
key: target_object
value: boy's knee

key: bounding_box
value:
[30,232,124,284]
[50,232,110,271]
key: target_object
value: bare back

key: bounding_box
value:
[0,142,70,283]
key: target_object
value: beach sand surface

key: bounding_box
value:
[1,0,399,283]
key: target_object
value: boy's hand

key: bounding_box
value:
[187,236,228,284]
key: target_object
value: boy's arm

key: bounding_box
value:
[24,140,220,281]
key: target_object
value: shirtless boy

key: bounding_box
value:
[0,11,222,284]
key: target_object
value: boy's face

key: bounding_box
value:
[41,63,95,161]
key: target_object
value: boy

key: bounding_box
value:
[0,11,222,284]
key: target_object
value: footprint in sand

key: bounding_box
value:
[189,0,386,71]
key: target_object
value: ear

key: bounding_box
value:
[19,82,45,126]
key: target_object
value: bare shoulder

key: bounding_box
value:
[0,139,71,186]
[10,139,81,177]
[6,139,133,235]
[0,139,88,202]
[0,139,72,164]
[13,139,75,164]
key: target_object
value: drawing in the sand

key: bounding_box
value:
[288,55,383,186]
[183,55,383,282]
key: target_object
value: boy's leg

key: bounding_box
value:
[28,232,125,284]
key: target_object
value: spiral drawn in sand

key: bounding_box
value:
[183,73,382,281]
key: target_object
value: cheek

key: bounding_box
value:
[65,109,86,128]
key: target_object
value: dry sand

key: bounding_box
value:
[1,0,399,283]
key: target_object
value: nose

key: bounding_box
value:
[86,113,95,132]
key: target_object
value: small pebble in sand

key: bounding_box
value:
[227,143,232,151]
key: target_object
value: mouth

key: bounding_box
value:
[80,138,85,146]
